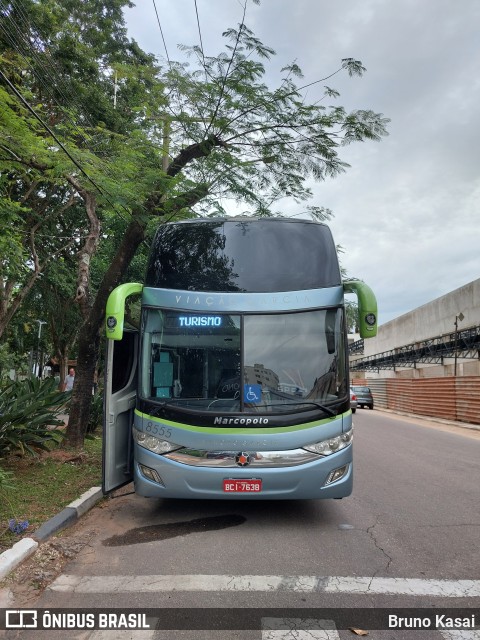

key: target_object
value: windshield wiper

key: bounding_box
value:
[253,401,337,417]
[154,399,336,417]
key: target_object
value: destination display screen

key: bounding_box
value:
[177,315,222,327]
[165,314,223,329]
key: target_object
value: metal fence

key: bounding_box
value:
[351,376,480,425]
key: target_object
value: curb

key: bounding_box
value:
[0,538,38,581]
[0,486,103,580]
[375,407,480,431]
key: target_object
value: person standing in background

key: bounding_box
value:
[63,367,75,392]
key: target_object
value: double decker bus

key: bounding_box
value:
[103,217,377,499]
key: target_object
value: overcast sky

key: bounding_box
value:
[124,0,479,326]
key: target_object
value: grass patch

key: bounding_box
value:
[0,437,102,554]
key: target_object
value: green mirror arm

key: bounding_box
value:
[343,280,378,338]
[105,283,143,340]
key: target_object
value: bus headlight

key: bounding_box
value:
[303,427,353,456]
[132,426,181,455]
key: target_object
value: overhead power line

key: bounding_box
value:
[0,1,102,146]
[0,68,138,231]
[194,0,205,60]
[152,0,171,64]
[0,0,167,239]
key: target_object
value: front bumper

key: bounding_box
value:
[133,443,353,500]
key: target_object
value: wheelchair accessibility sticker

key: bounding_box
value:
[244,384,261,403]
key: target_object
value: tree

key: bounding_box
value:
[1,1,389,447]
[1,0,163,378]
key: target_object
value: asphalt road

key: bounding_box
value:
[2,410,480,639]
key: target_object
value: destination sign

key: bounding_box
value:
[178,316,222,327]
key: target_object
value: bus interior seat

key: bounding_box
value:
[153,351,174,398]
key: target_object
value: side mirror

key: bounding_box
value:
[105,283,143,340]
[343,280,378,338]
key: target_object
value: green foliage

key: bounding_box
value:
[86,388,103,435]
[0,0,389,448]
[0,0,163,342]
[345,299,359,334]
[0,462,18,546]
[153,22,389,218]
[0,343,16,379]
[0,376,66,456]
[0,0,390,338]
[0,462,14,491]
[0,436,103,553]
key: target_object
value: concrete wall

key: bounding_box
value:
[365,278,479,355]
[350,277,480,379]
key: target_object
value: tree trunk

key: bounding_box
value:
[64,217,146,449]
[58,352,69,390]
[65,324,100,448]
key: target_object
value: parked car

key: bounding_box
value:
[351,385,374,410]
[350,388,357,413]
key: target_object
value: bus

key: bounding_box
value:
[102,217,377,499]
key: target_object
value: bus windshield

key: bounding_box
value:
[140,308,347,414]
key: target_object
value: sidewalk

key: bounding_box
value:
[0,486,104,582]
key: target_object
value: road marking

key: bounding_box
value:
[71,619,340,640]
[49,574,480,597]
[60,626,480,640]
[72,621,340,640]
[262,618,339,640]
[87,633,154,639]
[440,633,480,640]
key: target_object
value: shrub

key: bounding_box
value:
[0,462,14,491]
[0,376,66,456]
[86,388,104,435]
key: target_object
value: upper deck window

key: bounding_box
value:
[145,218,341,293]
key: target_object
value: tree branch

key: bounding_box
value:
[159,183,210,215]
[66,176,100,318]
[166,135,228,179]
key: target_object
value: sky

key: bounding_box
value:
[124,0,480,325]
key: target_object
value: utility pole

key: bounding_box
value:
[34,319,47,377]
[159,114,210,172]
[454,312,464,376]
[113,71,118,109]
[162,116,171,172]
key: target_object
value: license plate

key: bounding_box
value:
[223,479,262,493]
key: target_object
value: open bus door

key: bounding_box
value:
[102,283,142,494]
[102,329,138,494]
[102,331,138,494]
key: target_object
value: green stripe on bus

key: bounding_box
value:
[134,409,348,435]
